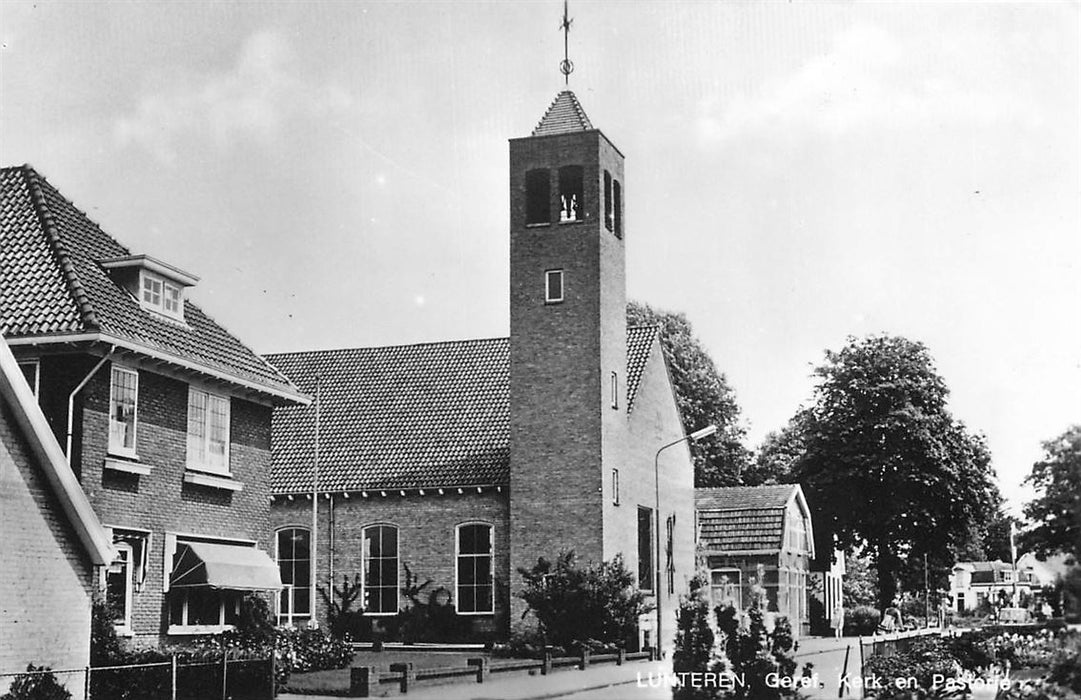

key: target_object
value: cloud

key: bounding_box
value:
[115,30,354,163]
[698,22,1044,144]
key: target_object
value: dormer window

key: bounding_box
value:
[99,254,198,323]
[140,272,184,319]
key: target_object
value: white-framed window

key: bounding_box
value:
[163,533,253,635]
[545,269,564,304]
[612,468,620,506]
[105,542,134,634]
[710,568,742,610]
[16,360,39,398]
[109,366,139,457]
[610,371,619,409]
[139,272,184,320]
[186,387,230,474]
[362,524,399,615]
[276,527,312,623]
[168,588,241,634]
[456,522,494,614]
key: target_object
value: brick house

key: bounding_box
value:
[695,484,821,637]
[267,91,697,652]
[0,165,307,645]
[1,338,113,699]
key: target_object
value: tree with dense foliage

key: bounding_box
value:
[1020,425,1081,563]
[744,410,810,486]
[627,301,750,486]
[517,552,650,652]
[785,335,1000,611]
[842,553,880,608]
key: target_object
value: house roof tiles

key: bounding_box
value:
[1,166,302,402]
[695,485,799,553]
[267,325,659,494]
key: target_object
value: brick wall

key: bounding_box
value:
[0,402,93,700]
[614,337,697,652]
[508,130,626,624]
[271,490,510,640]
[30,352,274,645]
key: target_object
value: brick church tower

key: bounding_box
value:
[508,91,630,598]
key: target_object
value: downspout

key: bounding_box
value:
[328,494,335,595]
[66,347,115,462]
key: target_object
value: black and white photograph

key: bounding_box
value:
[1,2,1078,699]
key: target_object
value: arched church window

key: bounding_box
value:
[276,527,311,623]
[525,169,550,225]
[559,166,583,223]
[363,524,399,614]
[456,523,494,614]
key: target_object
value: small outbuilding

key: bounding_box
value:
[695,484,816,637]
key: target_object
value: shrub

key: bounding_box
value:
[862,636,958,698]
[0,665,72,700]
[273,627,354,674]
[847,605,881,636]
[318,573,364,639]
[517,551,650,653]
[716,603,800,699]
[672,577,728,700]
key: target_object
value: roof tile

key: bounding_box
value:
[269,326,659,494]
[532,91,594,137]
[1,165,300,399]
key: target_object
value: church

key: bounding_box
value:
[267,89,698,652]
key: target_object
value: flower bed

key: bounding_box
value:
[862,629,1081,699]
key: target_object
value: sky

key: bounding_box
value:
[2,1,1078,516]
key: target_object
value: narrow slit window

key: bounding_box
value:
[637,506,653,591]
[612,469,620,506]
[545,270,564,304]
[610,371,618,409]
[604,171,613,231]
[558,166,583,223]
[525,169,550,225]
[613,180,623,238]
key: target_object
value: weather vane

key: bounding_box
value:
[559,0,574,85]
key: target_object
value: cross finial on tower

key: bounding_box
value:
[559,0,574,85]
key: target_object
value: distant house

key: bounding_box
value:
[949,560,1039,613]
[695,484,819,637]
[1,338,113,700]
[0,165,307,644]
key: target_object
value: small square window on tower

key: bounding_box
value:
[544,269,564,304]
[558,166,583,223]
[525,169,550,225]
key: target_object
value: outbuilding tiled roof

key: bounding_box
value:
[0,165,303,403]
[695,485,799,553]
[268,326,660,494]
[532,90,594,136]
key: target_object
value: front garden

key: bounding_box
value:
[861,628,1081,699]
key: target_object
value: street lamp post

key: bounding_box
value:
[653,424,717,658]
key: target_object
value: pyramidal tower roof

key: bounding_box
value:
[531,90,594,137]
